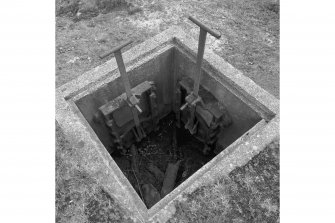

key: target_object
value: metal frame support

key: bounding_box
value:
[180,16,221,134]
[188,15,221,98]
[100,40,146,142]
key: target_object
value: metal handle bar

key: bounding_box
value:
[189,16,221,39]
[99,40,133,59]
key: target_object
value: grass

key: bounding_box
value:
[56,0,279,98]
[56,0,280,222]
[168,140,280,223]
[56,0,129,18]
[56,122,134,223]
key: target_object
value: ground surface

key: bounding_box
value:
[168,140,279,223]
[56,122,135,223]
[56,0,279,222]
[56,0,279,98]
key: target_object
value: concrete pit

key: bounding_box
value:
[56,26,279,222]
[74,40,265,207]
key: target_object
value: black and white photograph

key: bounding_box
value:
[55,1,279,222]
[1,0,335,222]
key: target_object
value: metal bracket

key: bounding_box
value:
[149,88,159,131]
[174,88,182,128]
[106,119,127,154]
[180,92,202,134]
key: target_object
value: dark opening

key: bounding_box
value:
[74,46,263,208]
[112,113,215,208]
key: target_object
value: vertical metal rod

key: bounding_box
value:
[193,28,207,97]
[131,105,141,127]
[100,40,145,141]
[114,50,132,98]
[114,50,141,128]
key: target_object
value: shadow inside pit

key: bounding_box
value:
[112,113,216,209]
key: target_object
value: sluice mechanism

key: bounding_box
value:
[95,16,232,156]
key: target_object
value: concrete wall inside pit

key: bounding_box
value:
[174,47,262,150]
[75,45,262,154]
[75,47,174,153]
